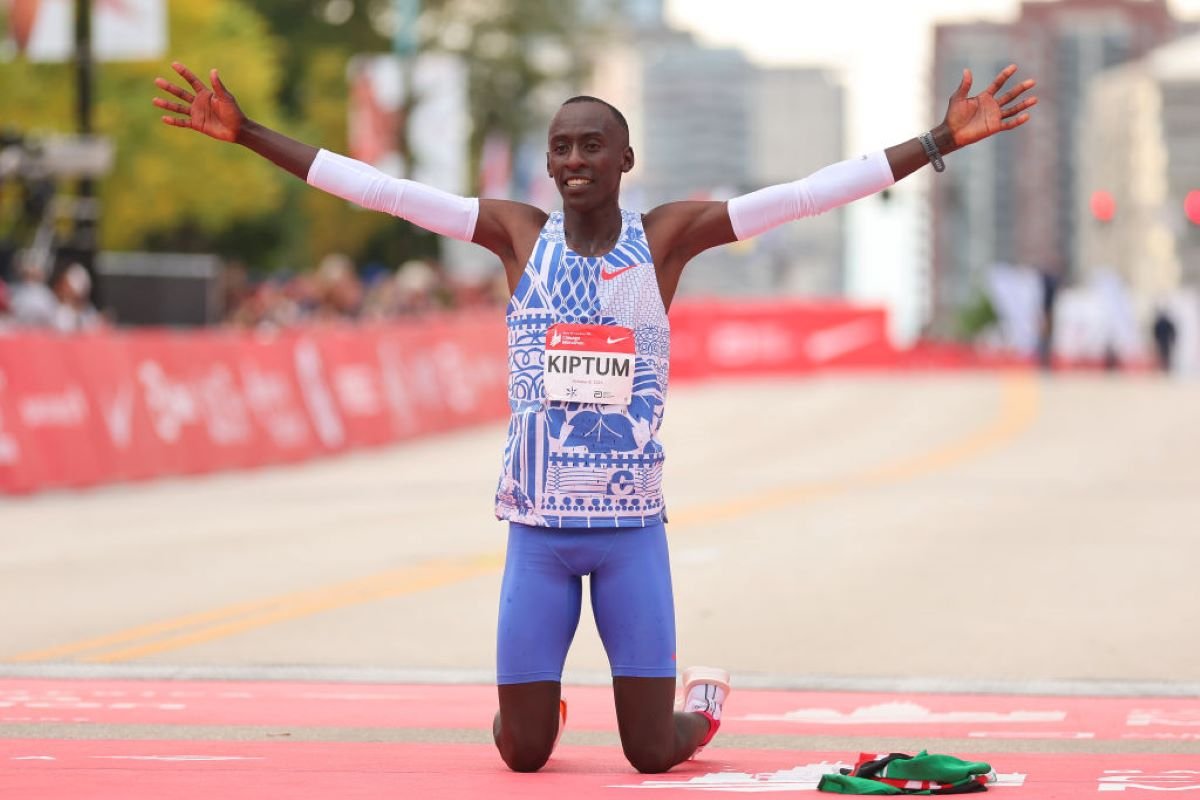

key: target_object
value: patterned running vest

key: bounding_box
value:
[495,209,669,528]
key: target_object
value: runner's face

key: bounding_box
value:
[546,102,633,210]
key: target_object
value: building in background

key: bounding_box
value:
[929,0,1181,334]
[589,7,847,297]
[929,20,1018,327]
[1077,32,1200,371]
[748,67,846,296]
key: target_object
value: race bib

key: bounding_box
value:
[544,323,636,405]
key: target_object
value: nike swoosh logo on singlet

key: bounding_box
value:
[601,263,639,281]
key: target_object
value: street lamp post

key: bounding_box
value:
[73,0,99,301]
[395,0,419,176]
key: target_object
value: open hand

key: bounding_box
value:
[153,61,245,143]
[943,65,1037,149]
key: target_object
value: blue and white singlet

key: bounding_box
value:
[495,209,670,528]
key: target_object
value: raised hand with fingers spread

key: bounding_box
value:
[942,64,1038,149]
[153,61,245,143]
[153,61,317,179]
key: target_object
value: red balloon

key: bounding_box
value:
[1090,190,1116,223]
[1185,190,1200,226]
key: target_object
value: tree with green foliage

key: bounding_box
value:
[420,0,601,194]
[3,0,607,272]
[251,0,603,265]
[0,0,288,258]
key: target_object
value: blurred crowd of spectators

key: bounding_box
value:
[220,254,507,329]
[0,251,507,333]
[0,255,105,333]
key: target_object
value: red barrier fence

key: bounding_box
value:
[0,301,920,495]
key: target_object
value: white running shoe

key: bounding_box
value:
[681,666,731,756]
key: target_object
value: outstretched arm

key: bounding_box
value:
[728,63,1037,242]
[645,64,1038,274]
[153,62,545,284]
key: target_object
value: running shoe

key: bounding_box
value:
[681,666,731,755]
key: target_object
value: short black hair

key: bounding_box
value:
[561,95,629,136]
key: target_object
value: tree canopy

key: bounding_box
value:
[0,0,287,256]
[1,0,605,271]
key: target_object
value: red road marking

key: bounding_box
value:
[2,680,1199,741]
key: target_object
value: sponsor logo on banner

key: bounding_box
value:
[610,763,1026,792]
[240,363,308,449]
[803,319,882,363]
[294,339,345,448]
[407,352,443,410]
[708,322,792,367]
[333,364,384,418]
[17,385,89,429]
[376,340,416,433]
[433,342,477,413]
[100,383,134,449]
[139,361,198,443]
[0,371,19,466]
[1099,770,1200,792]
[195,365,251,445]
[737,701,1066,725]
[138,362,251,445]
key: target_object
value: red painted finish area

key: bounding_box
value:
[3,741,1199,800]
[3,680,1199,742]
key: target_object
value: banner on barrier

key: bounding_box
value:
[0,302,900,495]
[0,313,511,494]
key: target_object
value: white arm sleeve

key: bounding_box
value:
[726,150,895,241]
[306,149,480,242]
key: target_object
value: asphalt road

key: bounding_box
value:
[3,372,1198,687]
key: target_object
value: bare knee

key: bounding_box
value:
[494,710,556,773]
[494,681,561,773]
[623,742,676,774]
[501,741,553,773]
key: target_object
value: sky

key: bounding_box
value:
[663,0,1200,341]
[666,0,1200,152]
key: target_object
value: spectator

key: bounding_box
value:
[315,253,363,321]
[0,279,11,331]
[50,262,103,333]
[392,259,440,314]
[1152,305,1177,373]
[8,254,57,327]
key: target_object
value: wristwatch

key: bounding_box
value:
[919,131,946,173]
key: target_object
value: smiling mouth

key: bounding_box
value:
[565,177,592,187]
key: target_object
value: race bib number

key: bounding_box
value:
[544,323,636,405]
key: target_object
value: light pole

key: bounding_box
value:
[73,0,99,301]
[394,0,419,175]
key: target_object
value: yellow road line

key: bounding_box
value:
[668,371,1040,527]
[7,373,1038,664]
[84,555,505,663]
[9,554,504,663]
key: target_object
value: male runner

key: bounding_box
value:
[154,59,1036,774]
